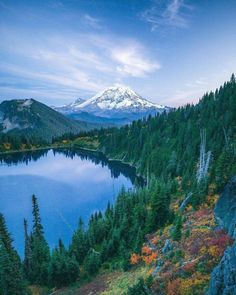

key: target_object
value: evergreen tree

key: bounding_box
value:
[172,215,183,241]
[84,249,101,276]
[146,182,170,232]
[23,218,32,278]
[49,240,79,288]
[69,218,88,263]
[0,213,29,295]
[28,195,50,284]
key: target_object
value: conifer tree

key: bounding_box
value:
[84,249,101,275]
[23,218,31,277]
[29,195,50,284]
[49,239,79,288]
[69,217,88,263]
[172,215,183,241]
[0,213,29,295]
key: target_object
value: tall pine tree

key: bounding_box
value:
[27,195,50,284]
[0,213,29,295]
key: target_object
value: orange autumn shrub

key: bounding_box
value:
[142,252,157,265]
[142,246,152,255]
[130,253,140,265]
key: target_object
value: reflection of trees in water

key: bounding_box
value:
[0,149,49,165]
[0,148,144,186]
[54,148,144,186]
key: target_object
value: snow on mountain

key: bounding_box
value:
[76,86,166,112]
[55,86,169,118]
[53,98,85,113]
[69,98,85,107]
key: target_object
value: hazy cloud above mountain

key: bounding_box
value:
[0,0,236,106]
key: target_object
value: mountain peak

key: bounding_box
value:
[77,85,166,112]
[54,85,171,122]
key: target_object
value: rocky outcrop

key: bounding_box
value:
[162,239,172,254]
[207,176,236,295]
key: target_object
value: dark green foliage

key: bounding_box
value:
[0,214,30,295]
[25,195,50,285]
[0,98,94,146]
[146,180,171,232]
[215,146,236,190]
[23,219,32,278]
[69,218,88,264]
[127,278,152,295]
[48,240,79,288]
[97,74,236,198]
[84,249,102,275]
[2,75,236,290]
[172,215,183,241]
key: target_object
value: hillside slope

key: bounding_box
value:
[49,74,236,294]
[0,99,94,143]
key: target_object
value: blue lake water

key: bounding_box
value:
[0,149,139,256]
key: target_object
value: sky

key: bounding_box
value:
[0,0,236,107]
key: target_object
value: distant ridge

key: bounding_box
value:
[0,99,94,142]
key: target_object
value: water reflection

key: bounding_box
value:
[0,148,142,256]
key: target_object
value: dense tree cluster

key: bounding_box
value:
[0,133,47,152]
[0,214,29,295]
[97,74,236,205]
[0,75,236,291]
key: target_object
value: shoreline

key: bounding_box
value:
[0,144,145,181]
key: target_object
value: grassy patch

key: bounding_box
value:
[101,267,149,295]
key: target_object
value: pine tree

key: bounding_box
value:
[84,249,101,276]
[69,218,88,263]
[0,213,29,295]
[172,215,183,241]
[0,213,13,252]
[146,183,170,232]
[48,240,79,288]
[23,219,31,278]
[134,227,143,253]
[29,195,50,284]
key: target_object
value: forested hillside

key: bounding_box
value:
[0,99,95,149]
[0,75,236,294]
[98,74,236,200]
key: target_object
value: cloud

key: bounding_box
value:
[111,46,161,77]
[0,27,161,103]
[140,0,193,31]
[83,14,103,29]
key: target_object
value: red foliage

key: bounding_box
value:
[193,209,209,219]
[167,279,181,295]
[182,261,196,274]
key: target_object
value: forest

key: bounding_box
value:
[0,75,236,294]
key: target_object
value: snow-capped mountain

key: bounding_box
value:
[55,86,170,122]
[54,98,85,113]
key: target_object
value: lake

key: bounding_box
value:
[0,149,141,256]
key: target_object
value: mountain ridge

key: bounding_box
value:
[0,98,95,142]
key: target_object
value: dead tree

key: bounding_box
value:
[196,129,211,183]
